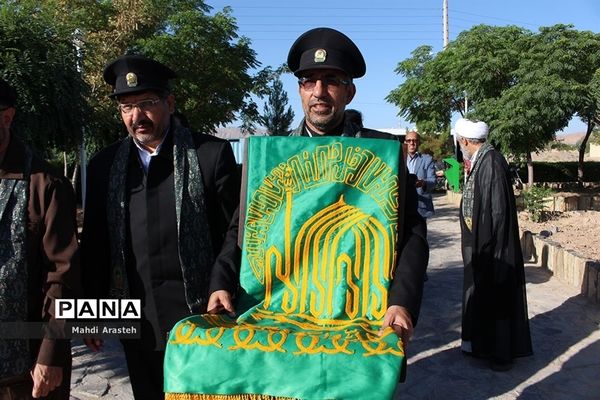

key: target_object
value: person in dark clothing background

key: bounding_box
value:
[0,78,80,399]
[80,55,240,399]
[344,108,363,128]
[454,117,532,371]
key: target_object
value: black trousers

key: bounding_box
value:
[122,342,164,400]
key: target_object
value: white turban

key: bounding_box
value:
[454,118,489,139]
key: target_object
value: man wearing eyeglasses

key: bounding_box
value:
[287,27,429,350]
[80,55,240,399]
[405,131,436,282]
[209,28,429,358]
[0,78,79,399]
[405,131,436,222]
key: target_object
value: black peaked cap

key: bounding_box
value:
[103,55,176,98]
[287,27,366,78]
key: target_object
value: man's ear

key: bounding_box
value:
[1,107,16,128]
[345,83,356,105]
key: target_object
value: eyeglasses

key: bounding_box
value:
[405,139,419,144]
[118,98,162,114]
[298,76,350,91]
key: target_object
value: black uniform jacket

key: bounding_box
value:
[460,148,532,360]
[81,128,240,349]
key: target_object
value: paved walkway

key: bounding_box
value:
[70,194,600,399]
[394,194,600,399]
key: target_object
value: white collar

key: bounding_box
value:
[132,132,168,173]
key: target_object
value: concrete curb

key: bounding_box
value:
[521,231,600,304]
[447,189,599,304]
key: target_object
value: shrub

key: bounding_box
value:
[522,186,554,222]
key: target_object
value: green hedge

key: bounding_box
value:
[514,162,600,183]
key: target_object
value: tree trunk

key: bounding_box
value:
[71,161,79,189]
[578,120,595,188]
[527,151,534,188]
[63,151,68,177]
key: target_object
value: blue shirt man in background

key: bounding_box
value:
[406,130,436,281]
[406,131,436,222]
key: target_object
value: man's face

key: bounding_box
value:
[405,132,420,155]
[0,106,15,154]
[298,69,355,135]
[117,91,174,150]
[458,136,473,160]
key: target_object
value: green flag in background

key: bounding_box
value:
[165,136,405,400]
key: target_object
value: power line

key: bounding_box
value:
[239,22,441,26]
[452,9,538,27]
[238,24,442,28]
[215,6,439,10]
[230,15,441,18]
[247,38,441,42]
[242,30,442,33]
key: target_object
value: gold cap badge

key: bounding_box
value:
[126,72,138,88]
[314,49,327,63]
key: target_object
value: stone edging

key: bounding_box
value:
[520,232,600,304]
[445,190,600,304]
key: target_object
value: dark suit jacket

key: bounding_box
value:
[81,126,240,348]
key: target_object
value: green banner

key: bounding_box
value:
[165,136,405,400]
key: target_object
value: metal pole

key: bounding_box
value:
[443,0,449,49]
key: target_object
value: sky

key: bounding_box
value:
[206,0,600,134]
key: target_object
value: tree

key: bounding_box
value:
[138,4,264,134]
[507,25,600,185]
[419,131,455,161]
[387,24,600,185]
[47,0,271,141]
[0,0,89,159]
[386,45,452,135]
[575,63,600,184]
[259,78,295,136]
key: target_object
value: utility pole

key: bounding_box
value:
[443,0,449,49]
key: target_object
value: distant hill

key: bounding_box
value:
[556,131,586,145]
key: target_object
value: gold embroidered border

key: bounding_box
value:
[165,394,298,400]
[169,317,403,357]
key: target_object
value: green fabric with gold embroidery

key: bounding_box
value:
[165,136,404,399]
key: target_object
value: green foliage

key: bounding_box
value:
[548,141,575,151]
[259,78,295,136]
[419,131,454,161]
[386,45,452,134]
[138,5,260,133]
[482,25,598,159]
[388,24,600,178]
[0,0,89,156]
[590,129,600,145]
[0,0,276,162]
[574,138,591,154]
[522,186,553,222]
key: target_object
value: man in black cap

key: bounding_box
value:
[80,55,240,399]
[209,28,428,353]
[289,26,428,353]
[0,78,79,399]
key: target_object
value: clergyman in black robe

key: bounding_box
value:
[455,117,533,371]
